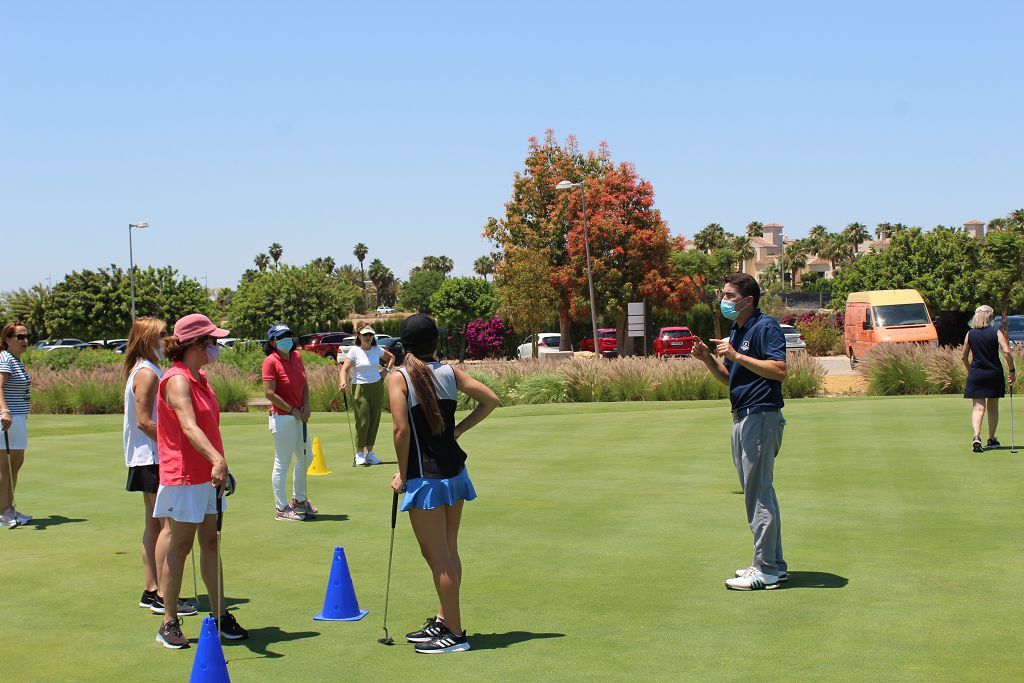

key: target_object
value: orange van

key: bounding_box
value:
[844,289,939,367]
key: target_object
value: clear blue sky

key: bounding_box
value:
[2,1,1022,291]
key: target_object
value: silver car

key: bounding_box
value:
[779,324,806,350]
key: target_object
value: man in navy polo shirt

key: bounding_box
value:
[692,272,789,590]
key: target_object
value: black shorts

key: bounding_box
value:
[126,464,160,493]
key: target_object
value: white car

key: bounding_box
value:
[779,325,806,350]
[376,306,395,315]
[516,333,565,359]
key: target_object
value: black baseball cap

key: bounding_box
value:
[399,313,445,351]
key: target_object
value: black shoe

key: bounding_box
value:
[406,616,444,643]
[414,624,470,654]
[987,438,1000,448]
[217,612,249,640]
[973,437,983,453]
[156,619,190,649]
[151,596,198,616]
[139,590,158,608]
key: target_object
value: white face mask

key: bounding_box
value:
[204,343,221,363]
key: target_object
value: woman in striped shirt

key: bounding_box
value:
[0,320,33,528]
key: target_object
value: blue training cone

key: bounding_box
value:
[189,617,230,683]
[314,546,369,621]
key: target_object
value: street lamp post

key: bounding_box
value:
[128,222,150,321]
[556,180,600,359]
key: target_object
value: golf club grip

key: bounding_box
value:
[302,421,308,442]
[390,490,399,528]
[216,487,223,531]
[3,429,8,453]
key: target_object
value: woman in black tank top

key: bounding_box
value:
[962,305,1016,452]
[386,314,499,653]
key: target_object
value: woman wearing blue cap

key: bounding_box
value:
[262,324,314,521]
[388,313,499,654]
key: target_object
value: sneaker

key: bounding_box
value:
[140,590,158,608]
[354,452,367,467]
[406,616,444,643]
[217,611,249,640]
[365,451,382,465]
[725,567,779,591]
[275,507,305,522]
[291,497,318,515]
[973,437,984,453]
[151,596,199,616]
[987,437,1001,448]
[14,512,31,526]
[156,619,190,649]
[1,507,16,528]
[414,624,470,654]
[735,566,788,583]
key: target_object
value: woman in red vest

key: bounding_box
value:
[152,314,248,650]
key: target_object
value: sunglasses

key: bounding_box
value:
[7,334,30,341]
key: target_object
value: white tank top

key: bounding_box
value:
[123,359,163,467]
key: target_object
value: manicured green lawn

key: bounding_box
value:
[3,396,1021,681]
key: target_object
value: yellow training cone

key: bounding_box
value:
[308,436,332,475]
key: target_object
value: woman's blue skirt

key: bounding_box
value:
[401,467,477,511]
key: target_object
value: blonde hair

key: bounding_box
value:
[122,317,167,381]
[968,305,994,329]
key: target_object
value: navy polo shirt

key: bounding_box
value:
[724,309,787,412]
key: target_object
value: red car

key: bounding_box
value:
[297,332,353,359]
[579,328,618,357]
[654,326,696,357]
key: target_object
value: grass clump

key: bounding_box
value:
[783,352,825,399]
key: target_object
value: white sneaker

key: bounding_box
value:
[15,512,32,526]
[1,507,16,528]
[735,566,788,582]
[725,567,779,590]
[353,452,367,467]
[365,451,382,465]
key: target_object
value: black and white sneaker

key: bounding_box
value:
[151,596,199,616]
[987,437,1001,448]
[405,616,444,643]
[414,624,470,654]
[735,566,788,583]
[217,611,249,640]
[139,589,158,608]
[973,437,984,453]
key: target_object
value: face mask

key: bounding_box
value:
[204,343,221,363]
[720,297,748,321]
[276,338,294,353]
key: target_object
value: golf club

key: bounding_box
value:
[301,421,315,518]
[215,484,224,644]
[342,391,358,467]
[192,541,200,611]
[378,490,399,646]
[4,429,17,529]
[1007,374,1015,454]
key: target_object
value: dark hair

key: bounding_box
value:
[164,334,210,362]
[723,272,760,309]
[402,345,443,435]
[1,320,27,352]
[122,317,167,381]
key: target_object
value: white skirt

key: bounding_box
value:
[2,414,28,451]
[153,482,227,524]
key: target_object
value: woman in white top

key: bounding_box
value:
[1,320,33,528]
[338,325,394,466]
[122,317,194,616]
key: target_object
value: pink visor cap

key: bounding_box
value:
[173,313,230,343]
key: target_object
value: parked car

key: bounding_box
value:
[779,324,806,351]
[90,338,128,350]
[113,341,129,354]
[579,328,618,357]
[39,338,91,351]
[516,333,565,359]
[653,326,696,357]
[216,338,239,348]
[297,332,351,359]
[992,315,1024,348]
[376,306,395,315]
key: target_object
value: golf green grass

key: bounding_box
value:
[2,396,1021,681]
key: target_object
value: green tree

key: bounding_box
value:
[429,277,497,361]
[746,221,764,238]
[47,265,212,339]
[843,222,871,258]
[807,225,830,254]
[398,269,445,314]
[367,258,398,307]
[254,253,270,272]
[693,223,729,253]
[354,243,369,308]
[228,264,358,339]
[269,242,284,265]
[411,255,454,277]
[1,285,51,339]
[308,256,336,275]
[784,240,810,287]
[670,248,736,339]
[730,235,755,273]
[979,211,1024,328]
[473,255,495,280]
[496,246,560,358]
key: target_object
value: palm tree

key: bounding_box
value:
[746,221,764,238]
[269,242,284,264]
[785,240,809,287]
[1008,208,1024,230]
[253,253,270,271]
[309,256,336,275]
[844,222,871,258]
[819,234,850,273]
[353,243,368,307]
[473,255,495,280]
[694,223,728,253]
[987,217,1008,232]
[807,225,830,255]
[730,235,755,273]
[368,258,397,307]
[875,223,893,241]
[420,255,454,274]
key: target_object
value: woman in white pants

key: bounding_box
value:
[262,324,313,521]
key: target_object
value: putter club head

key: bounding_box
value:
[378,635,394,645]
